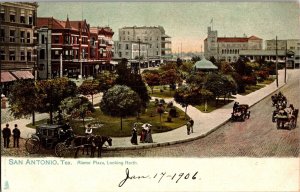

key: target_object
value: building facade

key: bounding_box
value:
[118,26,172,62]
[204,27,263,62]
[0,2,37,84]
[36,17,115,79]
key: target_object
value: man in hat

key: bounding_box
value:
[2,124,11,148]
[12,124,21,148]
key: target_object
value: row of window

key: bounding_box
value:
[221,49,240,54]
[0,29,31,43]
[118,51,159,58]
[0,50,32,61]
[0,12,33,25]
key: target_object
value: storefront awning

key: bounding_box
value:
[1,72,17,83]
[11,71,34,80]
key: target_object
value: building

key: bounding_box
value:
[240,39,300,69]
[204,27,263,62]
[36,17,115,79]
[118,26,172,63]
[0,2,37,88]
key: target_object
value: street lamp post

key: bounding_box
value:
[275,36,278,87]
[138,38,141,74]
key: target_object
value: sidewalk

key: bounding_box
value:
[1,69,290,151]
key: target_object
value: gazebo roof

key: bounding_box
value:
[193,58,218,70]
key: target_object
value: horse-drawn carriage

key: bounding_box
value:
[25,124,112,157]
[271,92,287,107]
[231,104,251,122]
[275,109,298,130]
[25,124,74,156]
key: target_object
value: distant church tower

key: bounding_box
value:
[204,27,218,59]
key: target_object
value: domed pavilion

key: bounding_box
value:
[193,58,218,72]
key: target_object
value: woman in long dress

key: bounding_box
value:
[145,127,153,143]
[131,124,138,145]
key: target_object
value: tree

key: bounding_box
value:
[156,104,165,127]
[95,71,116,92]
[176,58,183,68]
[100,85,142,130]
[191,56,201,63]
[116,59,150,107]
[143,71,160,94]
[35,77,77,124]
[160,69,182,89]
[204,73,229,105]
[185,72,206,87]
[78,79,99,105]
[60,96,94,125]
[174,85,200,119]
[8,80,38,119]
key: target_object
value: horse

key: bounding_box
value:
[73,135,96,158]
[90,135,112,157]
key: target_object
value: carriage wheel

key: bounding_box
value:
[55,142,67,157]
[25,138,40,154]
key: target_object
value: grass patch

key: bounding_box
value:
[149,86,176,98]
[241,84,265,95]
[27,102,188,137]
[260,78,275,85]
[26,119,49,129]
[194,99,234,113]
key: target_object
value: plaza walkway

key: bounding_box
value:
[0,69,291,151]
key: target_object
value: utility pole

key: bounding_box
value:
[46,34,49,79]
[275,36,278,87]
[284,40,287,83]
[138,38,141,74]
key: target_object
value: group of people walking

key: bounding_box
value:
[2,123,21,148]
[131,123,153,145]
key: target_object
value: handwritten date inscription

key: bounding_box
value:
[119,168,199,187]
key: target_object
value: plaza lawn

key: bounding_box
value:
[194,99,234,113]
[27,102,188,137]
[149,86,176,98]
[241,84,265,96]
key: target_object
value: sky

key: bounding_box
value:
[37,1,300,53]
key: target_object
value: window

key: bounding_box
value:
[0,12,4,21]
[20,51,25,60]
[0,50,5,60]
[42,35,45,44]
[20,15,25,23]
[9,30,15,42]
[123,31,125,35]
[10,14,15,22]
[29,16,33,25]
[156,51,159,55]
[27,52,32,61]
[119,52,122,57]
[126,44,129,50]
[0,29,4,42]
[20,31,25,43]
[118,44,121,49]
[40,49,45,60]
[39,64,45,70]
[125,52,128,56]
[53,36,59,44]
[27,32,30,43]
[149,44,152,48]
[9,51,15,60]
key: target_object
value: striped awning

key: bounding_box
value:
[1,72,17,83]
[11,71,34,80]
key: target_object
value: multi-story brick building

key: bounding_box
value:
[118,26,172,63]
[0,2,37,87]
[204,27,263,62]
[36,17,114,79]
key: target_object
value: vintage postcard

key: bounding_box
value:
[1,1,299,191]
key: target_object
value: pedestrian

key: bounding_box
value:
[186,120,191,135]
[2,124,11,148]
[144,125,153,143]
[189,119,194,133]
[131,123,138,145]
[85,124,93,141]
[12,124,21,148]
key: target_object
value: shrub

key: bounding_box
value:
[169,107,177,118]
[167,116,172,122]
[242,75,257,85]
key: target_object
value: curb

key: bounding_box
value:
[105,81,287,151]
